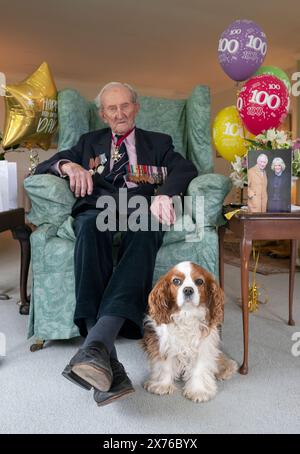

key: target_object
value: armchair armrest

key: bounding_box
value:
[24,175,75,227]
[187,173,232,227]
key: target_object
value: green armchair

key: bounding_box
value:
[24,85,231,348]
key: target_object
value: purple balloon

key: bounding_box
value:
[218,19,267,82]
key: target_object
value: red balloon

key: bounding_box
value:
[237,74,289,135]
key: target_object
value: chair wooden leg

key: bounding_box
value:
[19,300,30,315]
[30,340,45,352]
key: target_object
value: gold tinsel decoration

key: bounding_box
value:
[224,209,269,312]
[28,149,40,175]
[248,245,269,312]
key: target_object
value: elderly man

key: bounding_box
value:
[247,153,268,213]
[34,82,197,406]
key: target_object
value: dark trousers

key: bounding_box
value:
[73,209,164,339]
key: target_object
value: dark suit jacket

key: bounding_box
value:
[35,128,198,216]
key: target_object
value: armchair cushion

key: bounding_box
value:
[156,173,231,248]
[136,97,186,157]
[187,173,232,227]
[28,224,79,340]
[57,89,89,150]
[57,89,105,151]
[57,216,76,241]
[24,175,75,227]
[186,86,213,174]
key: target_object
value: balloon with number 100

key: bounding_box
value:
[236,74,290,135]
[218,19,267,82]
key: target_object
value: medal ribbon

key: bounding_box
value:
[112,126,135,149]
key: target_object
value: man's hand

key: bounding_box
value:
[60,162,93,197]
[150,195,176,226]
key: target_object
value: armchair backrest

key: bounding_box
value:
[57,85,213,175]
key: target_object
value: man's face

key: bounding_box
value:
[100,86,140,135]
[257,157,267,170]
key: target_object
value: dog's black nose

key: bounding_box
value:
[183,287,194,296]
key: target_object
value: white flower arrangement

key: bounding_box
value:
[229,128,300,188]
[248,128,292,150]
[292,141,300,177]
[229,155,248,188]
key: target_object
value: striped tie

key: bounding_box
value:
[105,138,129,188]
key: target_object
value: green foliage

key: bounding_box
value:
[292,150,300,177]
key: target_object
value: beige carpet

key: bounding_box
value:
[1,231,300,434]
[224,238,300,275]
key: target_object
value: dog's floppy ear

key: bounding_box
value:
[148,275,175,325]
[207,277,224,327]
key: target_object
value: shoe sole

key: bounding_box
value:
[96,388,135,407]
[72,363,112,391]
[62,366,92,391]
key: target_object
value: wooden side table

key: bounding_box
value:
[219,209,300,375]
[0,208,31,314]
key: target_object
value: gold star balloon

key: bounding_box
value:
[2,62,58,150]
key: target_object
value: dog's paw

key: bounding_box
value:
[143,380,177,395]
[183,386,217,403]
[216,357,238,381]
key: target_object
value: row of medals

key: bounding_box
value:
[90,145,163,184]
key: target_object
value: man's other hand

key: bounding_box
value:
[60,162,93,197]
[150,195,176,226]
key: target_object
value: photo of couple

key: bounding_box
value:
[247,150,292,213]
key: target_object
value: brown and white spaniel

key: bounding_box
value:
[142,261,237,403]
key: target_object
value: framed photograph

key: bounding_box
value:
[247,149,292,213]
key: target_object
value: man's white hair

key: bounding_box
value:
[257,153,268,164]
[95,82,139,110]
[271,157,286,172]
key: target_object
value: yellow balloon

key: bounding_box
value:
[212,105,253,161]
[2,62,58,150]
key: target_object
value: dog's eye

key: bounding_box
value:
[172,278,182,286]
[195,278,204,286]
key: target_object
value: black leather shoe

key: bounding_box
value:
[93,358,135,406]
[67,341,113,391]
[62,364,92,390]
